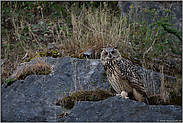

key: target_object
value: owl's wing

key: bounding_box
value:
[115,58,148,98]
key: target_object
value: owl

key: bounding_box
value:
[100,46,149,104]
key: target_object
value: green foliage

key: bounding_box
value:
[27,50,60,62]
[55,86,64,94]
[103,72,107,76]
[93,81,97,85]
[129,8,181,70]
[4,77,15,83]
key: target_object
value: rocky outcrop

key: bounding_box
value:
[1,57,179,122]
[65,96,182,122]
[1,57,109,122]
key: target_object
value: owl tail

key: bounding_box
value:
[133,88,149,105]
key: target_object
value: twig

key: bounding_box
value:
[84,24,111,37]
[40,8,44,19]
[24,21,43,49]
[65,6,71,14]
[165,2,174,18]
[22,52,28,60]
[143,30,159,64]
[12,16,28,52]
[11,2,28,52]
[77,6,85,20]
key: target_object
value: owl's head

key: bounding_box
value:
[100,46,121,63]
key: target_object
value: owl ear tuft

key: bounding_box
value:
[114,46,118,49]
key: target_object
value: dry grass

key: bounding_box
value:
[14,59,51,80]
[1,3,129,82]
[3,58,51,86]
[56,6,130,58]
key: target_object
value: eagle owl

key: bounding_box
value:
[100,47,149,104]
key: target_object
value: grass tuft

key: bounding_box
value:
[55,89,113,109]
[3,59,51,88]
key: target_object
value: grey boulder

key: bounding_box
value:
[65,96,182,122]
[1,57,179,122]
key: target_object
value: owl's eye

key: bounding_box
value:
[105,52,108,55]
[111,51,115,54]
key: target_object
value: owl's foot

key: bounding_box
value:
[116,91,129,99]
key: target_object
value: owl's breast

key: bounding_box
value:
[104,60,116,73]
[105,60,126,79]
[104,60,133,94]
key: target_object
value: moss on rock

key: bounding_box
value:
[55,89,114,110]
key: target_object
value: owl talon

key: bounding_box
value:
[116,91,129,99]
[116,94,121,96]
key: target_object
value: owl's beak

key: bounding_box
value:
[109,54,112,58]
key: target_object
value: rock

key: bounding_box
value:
[1,57,177,121]
[1,57,110,122]
[153,57,182,76]
[82,46,102,59]
[83,49,93,58]
[135,65,176,96]
[65,96,182,122]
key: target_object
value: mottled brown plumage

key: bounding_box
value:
[100,47,149,104]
